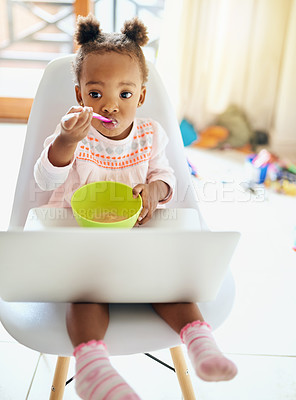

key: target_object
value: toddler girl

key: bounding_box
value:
[34,14,237,400]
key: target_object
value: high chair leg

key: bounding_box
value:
[49,356,70,400]
[170,346,196,400]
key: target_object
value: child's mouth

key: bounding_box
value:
[102,118,118,130]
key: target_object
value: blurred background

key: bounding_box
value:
[0,0,295,158]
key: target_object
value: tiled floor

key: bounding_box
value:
[0,122,295,399]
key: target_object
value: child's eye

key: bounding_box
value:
[120,92,132,99]
[89,92,102,99]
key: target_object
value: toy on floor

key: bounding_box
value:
[245,149,296,196]
[193,125,229,149]
[187,159,199,177]
[245,149,271,184]
[265,158,296,196]
[180,119,198,146]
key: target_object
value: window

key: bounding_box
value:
[0,0,165,119]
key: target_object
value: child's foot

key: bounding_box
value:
[74,340,140,400]
[180,321,237,382]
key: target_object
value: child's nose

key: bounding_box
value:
[102,100,119,114]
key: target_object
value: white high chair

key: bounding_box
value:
[0,55,235,399]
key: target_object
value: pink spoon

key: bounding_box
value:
[61,112,113,125]
[92,112,112,123]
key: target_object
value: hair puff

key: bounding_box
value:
[121,17,149,47]
[75,14,102,45]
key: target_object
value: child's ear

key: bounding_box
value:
[75,85,83,105]
[137,86,146,108]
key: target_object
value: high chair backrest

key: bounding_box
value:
[9,55,206,229]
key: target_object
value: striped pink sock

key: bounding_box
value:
[74,340,140,400]
[180,321,237,382]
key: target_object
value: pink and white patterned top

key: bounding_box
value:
[34,117,175,207]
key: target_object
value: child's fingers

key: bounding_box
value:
[138,208,152,225]
[62,106,91,130]
[138,206,149,223]
[61,113,79,130]
[133,184,152,224]
[85,107,94,126]
[75,107,93,128]
[136,189,150,224]
[132,184,144,198]
[66,106,83,115]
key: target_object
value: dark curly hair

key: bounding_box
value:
[73,14,149,85]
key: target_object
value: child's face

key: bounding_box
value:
[75,52,146,140]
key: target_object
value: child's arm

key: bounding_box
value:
[48,106,93,167]
[132,120,176,225]
[34,106,93,191]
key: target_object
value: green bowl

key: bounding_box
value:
[71,181,142,229]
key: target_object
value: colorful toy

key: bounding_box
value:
[180,119,198,146]
[193,125,228,149]
[187,159,198,177]
[245,153,270,184]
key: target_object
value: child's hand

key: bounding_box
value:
[60,106,93,145]
[132,180,169,225]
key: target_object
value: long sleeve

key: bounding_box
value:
[146,120,176,203]
[33,125,75,191]
[33,118,175,207]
